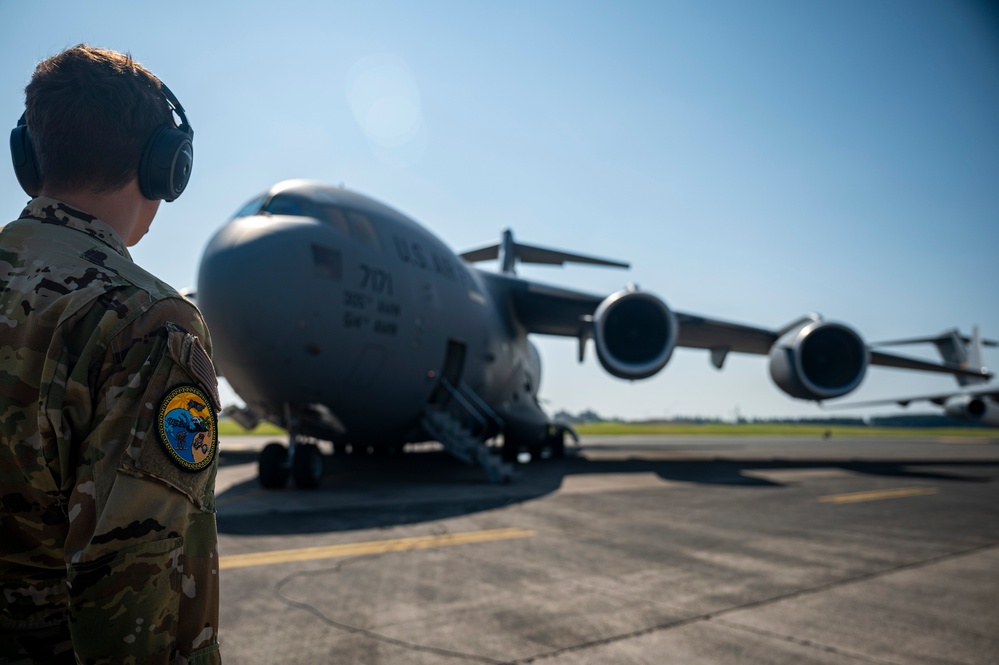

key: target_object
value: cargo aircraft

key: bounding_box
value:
[196,180,991,488]
[827,326,999,425]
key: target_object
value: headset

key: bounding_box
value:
[9,83,194,202]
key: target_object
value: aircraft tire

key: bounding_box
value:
[259,442,289,489]
[293,443,324,489]
[547,433,566,459]
[501,439,520,463]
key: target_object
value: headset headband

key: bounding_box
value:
[159,82,193,139]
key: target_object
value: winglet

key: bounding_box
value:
[459,229,630,275]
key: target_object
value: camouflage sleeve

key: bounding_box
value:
[62,296,222,665]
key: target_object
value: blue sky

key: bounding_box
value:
[2,1,997,420]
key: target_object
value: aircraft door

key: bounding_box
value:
[430,339,466,405]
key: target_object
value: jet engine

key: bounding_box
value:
[769,320,869,400]
[592,288,678,380]
[943,394,987,420]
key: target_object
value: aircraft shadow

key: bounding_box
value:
[215,447,999,536]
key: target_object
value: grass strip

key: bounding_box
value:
[217,418,995,439]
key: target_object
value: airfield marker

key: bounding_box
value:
[219,527,537,570]
[819,487,940,504]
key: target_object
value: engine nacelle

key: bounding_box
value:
[592,288,678,380]
[769,320,869,400]
[943,395,987,420]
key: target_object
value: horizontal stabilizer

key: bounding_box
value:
[460,242,629,268]
[459,229,628,275]
[458,244,503,263]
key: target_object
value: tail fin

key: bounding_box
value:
[965,325,989,386]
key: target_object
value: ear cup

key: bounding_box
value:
[138,124,194,202]
[9,114,41,197]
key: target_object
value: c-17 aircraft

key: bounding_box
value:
[827,326,999,426]
[196,180,991,488]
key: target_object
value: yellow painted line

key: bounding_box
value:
[219,528,537,570]
[819,487,939,504]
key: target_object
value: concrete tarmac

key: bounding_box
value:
[215,434,999,664]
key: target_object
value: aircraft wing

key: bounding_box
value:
[483,275,790,357]
[484,272,991,380]
[479,271,991,397]
[672,312,779,356]
[484,273,603,336]
[663,315,992,377]
[485,272,782,352]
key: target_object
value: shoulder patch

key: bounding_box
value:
[157,385,217,472]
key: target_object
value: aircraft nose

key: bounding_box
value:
[197,216,322,361]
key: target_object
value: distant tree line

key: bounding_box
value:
[553,409,608,424]
[552,410,987,428]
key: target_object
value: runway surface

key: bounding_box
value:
[215,434,999,664]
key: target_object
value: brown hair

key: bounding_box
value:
[24,44,172,193]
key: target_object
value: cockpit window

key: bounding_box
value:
[324,207,350,237]
[263,193,320,218]
[346,210,382,252]
[262,194,349,235]
[258,193,383,252]
[230,194,265,220]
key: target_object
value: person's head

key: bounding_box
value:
[22,45,179,197]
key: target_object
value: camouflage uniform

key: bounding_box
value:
[0,198,222,664]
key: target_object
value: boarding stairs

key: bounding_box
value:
[421,380,513,484]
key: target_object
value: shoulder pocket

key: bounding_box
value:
[118,326,220,513]
[125,384,219,513]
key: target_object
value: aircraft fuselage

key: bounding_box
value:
[197,182,547,448]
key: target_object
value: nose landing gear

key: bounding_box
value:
[501,422,579,464]
[258,441,289,488]
[258,432,325,489]
[292,442,324,489]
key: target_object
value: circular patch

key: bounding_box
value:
[157,385,217,472]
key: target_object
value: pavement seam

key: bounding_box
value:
[711,618,905,665]
[510,540,999,663]
[274,559,515,664]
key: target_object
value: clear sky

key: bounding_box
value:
[2,0,997,421]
